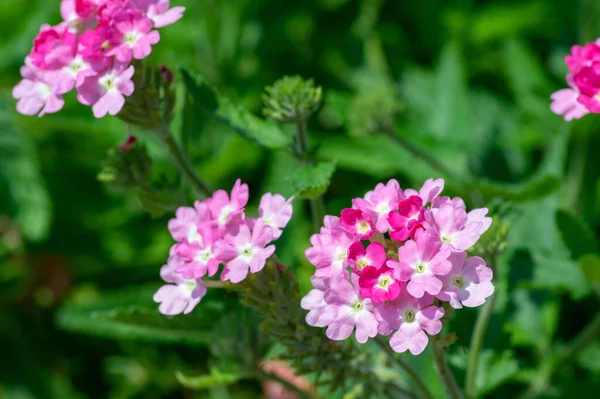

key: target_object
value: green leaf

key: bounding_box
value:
[137,189,185,218]
[578,254,600,284]
[467,175,561,203]
[476,350,519,396]
[180,69,292,149]
[286,161,337,199]
[175,369,246,390]
[555,210,598,260]
[56,285,222,346]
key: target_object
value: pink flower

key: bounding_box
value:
[77,61,135,117]
[551,75,589,121]
[384,291,444,355]
[347,241,386,274]
[106,10,160,63]
[425,200,490,251]
[136,0,186,28]
[565,42,600,74]
[301,277,336,327]
[258,193,294,239]
[30,25,77,70]
[352,179,402,232]
[174,225,222,279]
[403,178,444,205]
[388,196,425,242]
[13,64,65,117]
[153,256,207,315]
[209,179,249,228]
[437,252,494,309]
[388,233,452,298]
[323,275,378,343]
[340,208,375,239]
[217,222,275,283]
[358,265,401,303]
[305,227,355,278]
[168,201,211,243]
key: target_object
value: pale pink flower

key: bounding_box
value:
[403,178,444,205]
[551,74,590,121]
[174,225,222,279]
[258,193,294,239]
[352,179,402,232]
[347,241,386,274]
[425,200,490,251]
[77,61,135,117]
[340,208,375,239]
[301,277,336,327]
[437,252,494,309]
[153,256,207,315]
[136,0,186,28]
[217,221,275,283]
[209,179,249,228]
[168,201,211,243]
[358,265,401,303]
[323,275,378,343]
[107,10,160,63]
[388,195,425,242]
[388,233,452,298]
[13,64,65,117]
[305,227,355,278]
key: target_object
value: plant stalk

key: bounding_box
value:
[431,334,464,399]
[156,125,213,197]
[375,336,435,399]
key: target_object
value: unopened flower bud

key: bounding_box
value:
[263,75,322,123]
[160,65,174,85]
[98,140,152,189]
[119,135,137,153]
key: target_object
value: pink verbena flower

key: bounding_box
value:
[258,193,294,239]
[322,275,378,343]
[340,208,375,239]
[380,291,444,355]
[403,178,444,205]
[107,10,160,63]
[388,233,452,298]
[153,256,207,315]
[135,0,186,28]
[347,241,386,274]
[13,64,65,117]
[30,25,77,70]
[174,225,222,279]
[77,61,135,117]
[437,251,494,308]
[388,195,425,242]
[353,179,402,232]
[168,201,211,243]
[305,226,356,278]
[209,179,249,228]
[550,75,589,121]
[358,265,402,303]
[300,276,335,327]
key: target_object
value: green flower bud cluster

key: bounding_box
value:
[469,216,509,260]
[348,86,401,136]
[97,139,152,190]
[262,76,322,123]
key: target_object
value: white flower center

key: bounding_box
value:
[187,227,202,244]
[124,31,141,47]
[179,279,197,296]
[218,205,233,225]
[357,221,370,234]
[377,275,392,289]
[68,56,86,76]
[404,309,416,323]
[441,233,453,244]
[353,301,364,312]
[452,275,465,288]
[196,248,213,263]
[36,83,52,99]
[239,244,256,259]
[99,73,117,91]
[415,262,426,274]
[376,202,390,215]
[356,257,369,270]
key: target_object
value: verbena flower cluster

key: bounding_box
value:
[12,0,184,118]
[154,180,293,316]
[551,40,600,121]
[301,179,494,355]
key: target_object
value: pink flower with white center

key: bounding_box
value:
[209,179,249,228]
[352,179,402,233]
[168,201,211,243]
[425,200,490,251]
[174,225,222,279]
[340,208,375,239]
[134,0,186,28]
[77,61,135,117]
[403,178,444,205]
[301,277,336,327]
[47,55,102,94]
[358,265,402,303]
[153,256,207,315]
[107,10,160,63]
[384,291,444,355]
[305,228,356,278]
[388,195,425,242]
[258,193,294,239]
[30,25,77,70]
[217,221,275,283]
[347,241,386,274]
[13,64,65,117]
[437,252,494,309]
[551,77,590,121]
[388,233,452,298]
[323,275,378,343]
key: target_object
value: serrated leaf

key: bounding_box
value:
[285,161,336,199]
[180,69,292,149]
[175,369,246,390]
[555,210,598,260]
[476,350,519,396]
[468,175,560,203]
[56,285,222,345]
[578,254,600,284]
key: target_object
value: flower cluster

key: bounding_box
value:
[550,40,600,121]
[153,180,294,316]
[301,178,494,355]
[12,0,184,118]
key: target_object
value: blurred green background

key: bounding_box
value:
[2,0,600,398]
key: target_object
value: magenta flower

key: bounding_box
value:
[174,225,222,279]
[153,257,207,315]
[388,233,452,298]
[209,179,249,228]
[77,61,135,117]
[217,222,275,283]
[385,291,445,355]
[301,277,336,328]
[13,64,65,117]
[388,195,425,242]
[30,25,77,70]
[107,10,160,63]
[347,241,386,274]
[323,275,378,344]
[359,265,402,303]
[353,179,402,232]
[340,208,375,239]
[437,252,494,309]
[258,193,294,239]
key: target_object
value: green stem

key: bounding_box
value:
[375,336,435,399]
[156,125,212,197]
[522,312,600,399]
[381,127,461,181]
[431,334,464,399]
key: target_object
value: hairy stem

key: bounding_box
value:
[156,125,212,197]
[522,311,600,399]
[431,334,464,399]
[375,336,435,399]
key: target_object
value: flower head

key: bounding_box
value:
[437,252,494,308]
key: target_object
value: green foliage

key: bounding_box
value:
[287,161,337,199]
[555,209,599,260]
[578,254,600,284]
[263,75,323,123]
[468,175,561,204]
